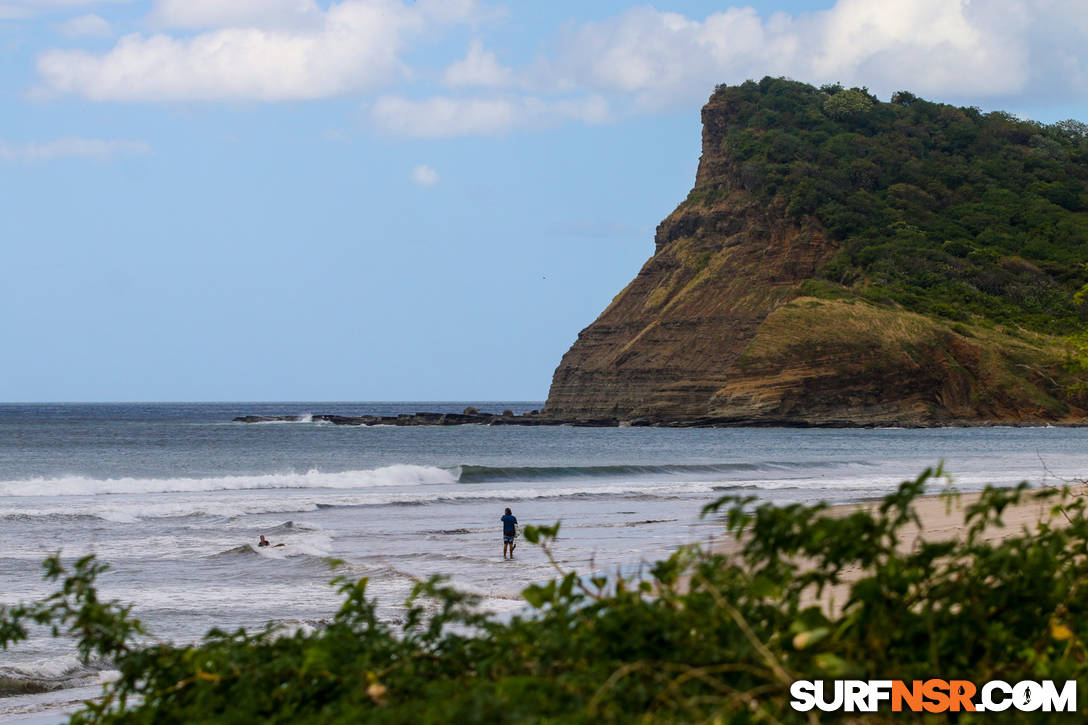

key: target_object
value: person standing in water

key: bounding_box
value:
[501,508,518,559]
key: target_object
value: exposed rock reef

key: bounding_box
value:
[233,411,636,427]
[234,411,585,427]
[543,80,1088,426]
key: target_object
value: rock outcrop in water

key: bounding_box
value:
[543,78,1088,426]
[232,412,624,427]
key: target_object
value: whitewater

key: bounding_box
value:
[2,402,1087,721]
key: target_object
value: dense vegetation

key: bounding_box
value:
[5,469,1088,722]
[699,78,1088,335]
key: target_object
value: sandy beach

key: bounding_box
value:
[700,480,1087,613]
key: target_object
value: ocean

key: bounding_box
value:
[2,402,1087,720]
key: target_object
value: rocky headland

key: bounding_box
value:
[542,79,1088,426]
[239,79,1088,429]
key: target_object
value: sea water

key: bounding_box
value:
[2,402,1087,720]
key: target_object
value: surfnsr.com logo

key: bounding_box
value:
[790,680,1077,713]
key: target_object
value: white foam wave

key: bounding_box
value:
[1,468,1049,523]
[308,481,726,508]
[0,499,323,523]
[0,655,88,682]
[0,480,711,522]
[0,654,106,694]
[0,478,883,522]
[0,461,1051,524]
[0,465,457,498]
[244,413,313,424]
[255,530,334,559]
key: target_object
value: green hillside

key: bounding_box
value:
[692,77,1088,335]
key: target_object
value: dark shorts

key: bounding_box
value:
[503,535,515,544]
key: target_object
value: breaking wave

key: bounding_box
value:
[453,460,866,483]
[0,465,457,498]
[0,460,873,500]
[0,657,104,698]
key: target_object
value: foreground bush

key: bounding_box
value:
[4,468,1088,723]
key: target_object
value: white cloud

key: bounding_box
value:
[148,0,322,30]
[443,39,513,88]
[25,0,1088,130]
[56,13,112,37]
[0,137,150,162]
[546,6,782,108]
[372,94,609,138]
[411,164,439,186]
[806,0,1027,96]
[546,0,1085,107]
[35,0,481,102]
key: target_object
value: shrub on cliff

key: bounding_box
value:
[4,469,1088,723]
[703,77,1088,336]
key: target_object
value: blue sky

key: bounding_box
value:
[3,0,1087,402]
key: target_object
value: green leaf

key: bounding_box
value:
[814,653,849,675]
[792,627,830,650]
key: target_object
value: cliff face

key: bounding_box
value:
[544,94,837,419]
[543,85,1087,425]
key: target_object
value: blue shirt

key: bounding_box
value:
[501,514,517,536]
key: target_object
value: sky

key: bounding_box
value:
[2,0,1087,402]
